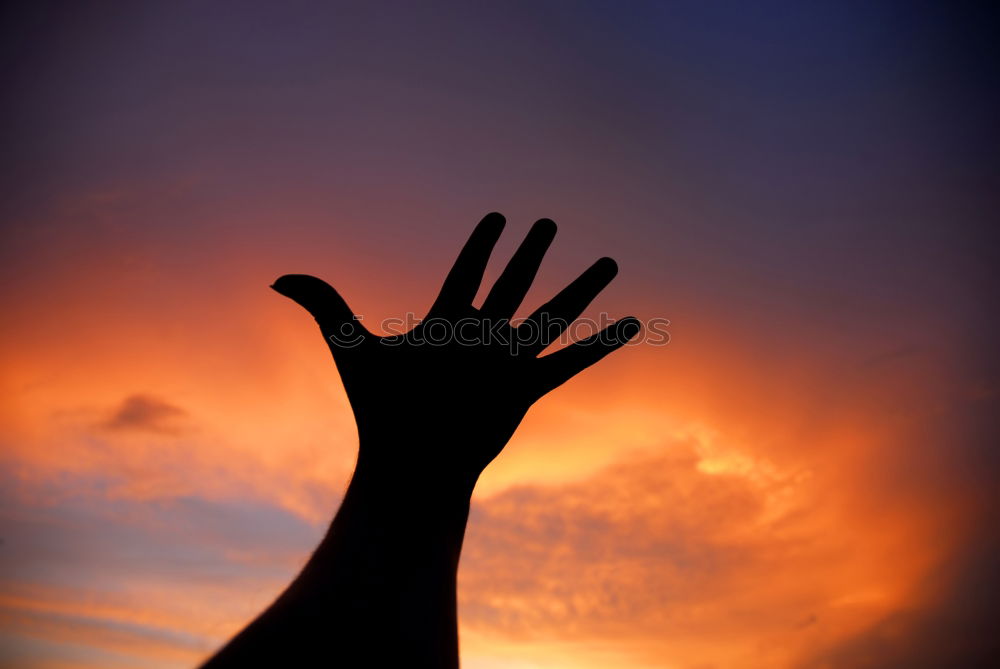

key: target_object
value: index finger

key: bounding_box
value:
[428,212,506,316]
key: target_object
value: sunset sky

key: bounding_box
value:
[1,1,997,667]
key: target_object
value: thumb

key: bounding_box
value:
[271,274,367,346]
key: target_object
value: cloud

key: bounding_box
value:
[100,395,188,435]
[464,442,765,631]
[3,390,348,524]
[459,439,854,667]
[460,421,1000,669]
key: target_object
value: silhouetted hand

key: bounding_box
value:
[204,214,639,668]
[271,213,640,496]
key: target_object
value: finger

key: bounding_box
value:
[519,257,618,356]
[429,212,506,316]
[532,317,641,396]
[480,218,556,320]
[271,274,370,348]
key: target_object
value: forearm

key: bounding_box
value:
[202,449,472,668]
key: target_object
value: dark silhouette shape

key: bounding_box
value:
[201,213,640,668]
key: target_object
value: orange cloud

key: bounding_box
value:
[459,435,942,669]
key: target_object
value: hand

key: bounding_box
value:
[271,213,640,496]
[205,213,639,668]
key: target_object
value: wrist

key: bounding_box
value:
[347,453,473,540]
[352,441,479,504]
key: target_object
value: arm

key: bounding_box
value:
[203,458,470,667]
[202,213,640,668]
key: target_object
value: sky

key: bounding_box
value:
[1,1,997,667]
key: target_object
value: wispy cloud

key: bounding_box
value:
[99,395,188,435]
